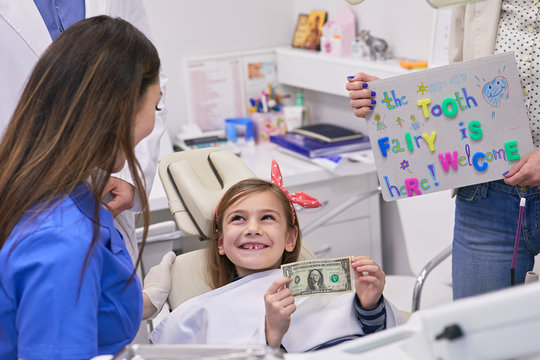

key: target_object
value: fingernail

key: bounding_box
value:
[369,106,374,110]
[347,75,355,79]
[362,83,368,88]
[371,91,376,96]
[371,99,376,104]
[503,170,509,176]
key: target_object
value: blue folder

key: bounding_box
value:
[270,132,371,158]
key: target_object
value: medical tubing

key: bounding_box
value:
[510,197,526,285]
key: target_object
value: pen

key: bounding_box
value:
[261,90,268,113]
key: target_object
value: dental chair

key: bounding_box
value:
[157,148,316,310]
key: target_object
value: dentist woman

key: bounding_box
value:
[0,0,167,262]
[0,16,160,359]
[0,0,174,323]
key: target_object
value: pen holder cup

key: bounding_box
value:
[225,118,255,143]
[251,112,287,143]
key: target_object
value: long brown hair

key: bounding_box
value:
[206,178,302,289]
[0,16,160,275]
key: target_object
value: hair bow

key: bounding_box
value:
[271,160,321,224]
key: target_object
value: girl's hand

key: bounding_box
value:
[346,72,379,118]
[264,277,296,348]
[352,256,385,309]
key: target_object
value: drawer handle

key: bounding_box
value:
[294,200,328,213]
[313,244,331,257]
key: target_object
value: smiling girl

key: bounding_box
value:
[151,161,403,352]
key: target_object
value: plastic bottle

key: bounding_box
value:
[296,92,309,126]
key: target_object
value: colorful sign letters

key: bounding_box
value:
[365,52,534,201]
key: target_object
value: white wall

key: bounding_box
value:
[141,0,295,139]
[292,0,435,60]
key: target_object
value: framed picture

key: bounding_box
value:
[303,10,327,51]
[292,14,309,48]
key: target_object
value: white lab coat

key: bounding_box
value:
[149,269,404,353]
[448,0,502,63]
[0,0,168,262]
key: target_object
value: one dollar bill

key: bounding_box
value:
[281,257,353,297]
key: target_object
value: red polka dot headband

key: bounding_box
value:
[214,160,322,226]
[270,160,322,224]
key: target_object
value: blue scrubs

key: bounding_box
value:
[0,183,142,360]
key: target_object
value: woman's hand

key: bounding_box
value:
[264,277,296,348]
[352,256,385,309]
[101,176,135,216]
[504,148,540,188]
[346,72,380,118]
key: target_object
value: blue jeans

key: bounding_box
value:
[453,180,540,299]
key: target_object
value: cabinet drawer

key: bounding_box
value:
[302,217,372,259]
[290,175,375,227]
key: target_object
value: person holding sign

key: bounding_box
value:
[150,162,403,352]
[447,0,540,299]
[346,1,540,300]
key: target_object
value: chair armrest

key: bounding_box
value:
[412,244,452,312]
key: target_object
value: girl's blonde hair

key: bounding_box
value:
[206,178,302,289]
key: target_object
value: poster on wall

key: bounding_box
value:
[364,52,534,201]
[184,58,246,132]
[183,49,279,133]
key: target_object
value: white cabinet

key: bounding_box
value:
[276,46,408,97]
[289,171,382,266]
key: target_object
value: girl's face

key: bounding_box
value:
[218,190,297,277]
[113,81,162,172]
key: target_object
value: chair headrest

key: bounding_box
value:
[158,148,256,238]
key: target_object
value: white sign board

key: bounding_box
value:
[365,52,534,201]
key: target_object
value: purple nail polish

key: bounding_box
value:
[371,99,376,104]
[369,106,374,110]
[371,91,376,96]
[347,75,355,79]
[362,83,368,88]
[503,171,509,176]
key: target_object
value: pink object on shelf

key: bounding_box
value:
[320,6,356,57]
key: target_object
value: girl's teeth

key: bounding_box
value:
[243,244,264,249]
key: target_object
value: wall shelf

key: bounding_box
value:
[276,46,409,98]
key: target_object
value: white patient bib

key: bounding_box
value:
[150,269,403,352]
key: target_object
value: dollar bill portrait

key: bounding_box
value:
[306,269,326,290]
